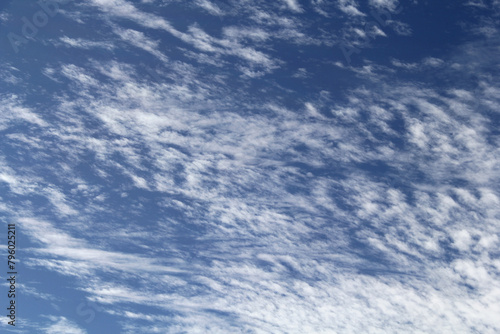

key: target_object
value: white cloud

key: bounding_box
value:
[113,27,168,62]
[338,0,365,16]
[44,316,87,334]
[0,95,48,129]
[58,36,114,50]
[282,0,304,12]
[13,62,499,331]
[195,0,224,15]
[87,0,279,72]
[369,0,399,11]
[19,217,186,276]
[3,1,500,332]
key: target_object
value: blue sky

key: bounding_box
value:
[1,0,500,333]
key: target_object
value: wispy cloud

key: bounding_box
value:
[2,0,500,332]
[58,36,115,50]
[43,316,87,334]
[11,43,500,330]
[282,0,304,13]
[195,0,224,16]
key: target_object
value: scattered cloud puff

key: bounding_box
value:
[43,316,87,334]
[282,0,304,13]
[387,19,412,35]
[338,0,365,16]
[112,26,168,62]
[369,0,400,12]
[195,0,224,16]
